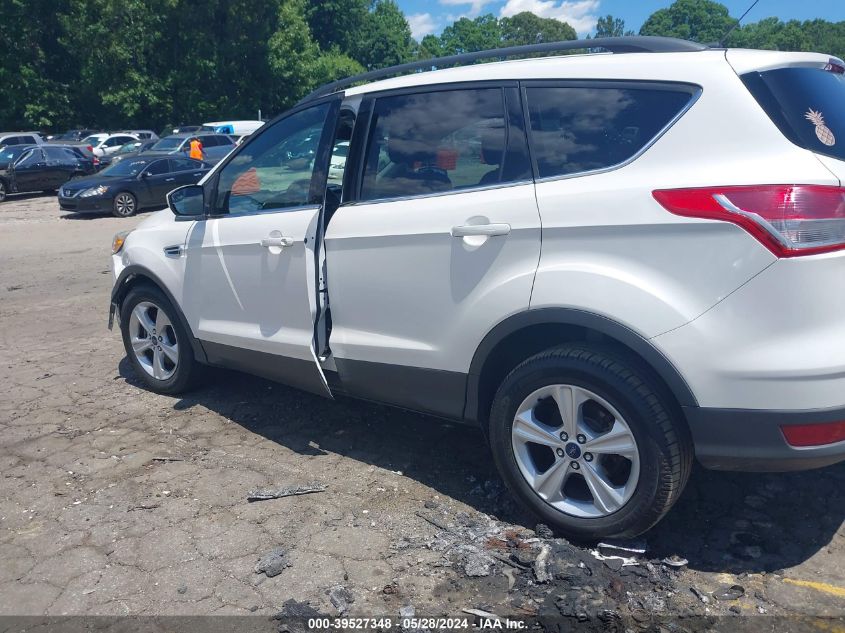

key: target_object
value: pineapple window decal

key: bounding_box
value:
[805,109,836,147]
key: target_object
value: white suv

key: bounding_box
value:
[109,37,845,538]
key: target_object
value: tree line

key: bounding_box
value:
[2,0,843,132]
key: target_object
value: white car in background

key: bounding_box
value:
[84,133,140,157]
[202,120,264,136]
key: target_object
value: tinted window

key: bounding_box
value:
[170,157,201,171]
[214,135,233,146]
[0,146,29,163]
[361,89,517,201]
[214,102,330,215]
[44,146,73,161]
[144,160,169,176]
[525,85,695,179]
[742,67,845,162]
[151,137,184,151]
[19,136,36,145]
[199,136,217,147]
[16,148,44,166]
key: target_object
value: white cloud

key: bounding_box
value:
[408,13,438,40]
[499,0,600,36]
[439,0,494,19]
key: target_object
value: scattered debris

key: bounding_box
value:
[247,484,326,502]
[714,584,745,601]
[255,547,290,577]
[415,511,451,531]
[503,568,517,590]
[597,540,647,556]
[151,456,184,463]
[590,547,639,567]
[690,586,710,604]
[463,608,502,620]
[327,585,354,614]
[534,523,554,539]
[461,548,492,577]
[274,599,321,619]
[399,605,415,618]
[533,543,552,583]
[127,503,160,512]
[661,554,689,568]
[176,583,187,595]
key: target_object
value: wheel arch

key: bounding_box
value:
[112,266,207,363]
[464,308,697,428]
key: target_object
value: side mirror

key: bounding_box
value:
[141,171,151,178]
[168,184,205,218]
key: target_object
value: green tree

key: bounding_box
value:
[417,34,445,59]
[269,0,362,108]
[639,0,736,44]
[354,0,414,69]
[305,0,368,54]
[594,14,633,38]
[500,11,576,46]
[439,15,502,55]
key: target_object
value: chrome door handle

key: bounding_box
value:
[165,177,175,182]
[451,223,511,237]
[260,236,295,248]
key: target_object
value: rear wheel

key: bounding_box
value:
[488,344,693,539]
[113,192,137,217]
[119,285,201,394]
[0,179,6,202]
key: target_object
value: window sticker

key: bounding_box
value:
[805,109,836,147]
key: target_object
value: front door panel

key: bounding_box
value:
[181,99,339,397]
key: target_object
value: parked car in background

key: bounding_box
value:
[0,145,36,201]
[120,129,159,141]
[0,132,44,146]
[7,144,97,196]
[201,120,264,135]
[231,134,251,146]
[59,154,210,217]
[86,133,140,157]
[164,125,202,135]
[100,140,157,169]
[47,129,100,142]
[146,133,234,164]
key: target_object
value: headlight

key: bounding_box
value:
[81,185,109,197]
[112,230,132,254]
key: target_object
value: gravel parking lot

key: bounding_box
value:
[1,194,844,629]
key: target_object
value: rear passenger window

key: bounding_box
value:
[201,136,218,147]
[525,85,696,179]
[360,88,522,201]
[170,158,198,171]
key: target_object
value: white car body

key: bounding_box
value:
[88,133,140,157]
[202,120,265,136]
[111,41,845,534]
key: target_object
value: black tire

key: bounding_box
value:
[113,191,137,217]
[488,344,693,540]
[0,179,6,202]
[119,284,202,394]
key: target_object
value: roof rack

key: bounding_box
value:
[300,36,707,104]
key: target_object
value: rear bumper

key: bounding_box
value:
[686,405,845,472]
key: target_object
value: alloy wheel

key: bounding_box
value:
[128,301,178,380]
[511,384,640,518]
[114,193,136,216]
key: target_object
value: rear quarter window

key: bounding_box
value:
[742,66,845,162]
[524,83,698,179]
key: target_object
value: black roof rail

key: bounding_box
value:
[300,36,707,104]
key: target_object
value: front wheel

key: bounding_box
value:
[0,179,6,202]
[113,192,137,217]
[119,285,201,394]
[488,344,693,540]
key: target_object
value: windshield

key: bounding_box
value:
[151,137,183,151]
[742,66,845,162]
[118,142,141,154]
[0,146,29,163]
[100,158,150,177]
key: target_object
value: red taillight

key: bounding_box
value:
[782,421,845,447]
[653,185,845,257]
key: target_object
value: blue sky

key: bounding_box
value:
[398,0,845,40]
